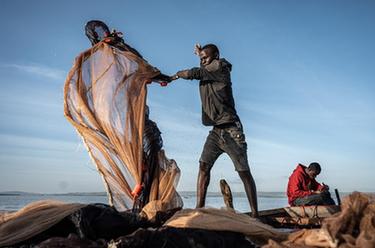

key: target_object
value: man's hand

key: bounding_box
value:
[170,74,179,81]
[194,43,202,56]
[176,70,190,79]
[169,70,190,81]
[321,183,330,191]
[152,73,173,83]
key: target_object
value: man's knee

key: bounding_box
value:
[321,191,335,205]
[199,161,212,174]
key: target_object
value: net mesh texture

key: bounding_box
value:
[63,41,182,216]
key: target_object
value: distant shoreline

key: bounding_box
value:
[0,191,365,197]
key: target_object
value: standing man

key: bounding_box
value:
[172,44,258,217]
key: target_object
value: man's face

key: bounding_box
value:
[199,49,215,66]
[306,168,320,179]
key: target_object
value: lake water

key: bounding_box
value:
[0,192,288,213]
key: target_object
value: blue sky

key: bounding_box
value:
[0,0,374,194]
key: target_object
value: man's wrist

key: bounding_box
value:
[176,70,190,79]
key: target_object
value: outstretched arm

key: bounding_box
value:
[152,73,173,83]
[171,64,227,82]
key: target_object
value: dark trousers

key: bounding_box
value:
[294,191,335,206]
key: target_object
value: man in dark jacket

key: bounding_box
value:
[172,44,258,217]
[287,162,335,206]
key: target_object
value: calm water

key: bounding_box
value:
[0,192,288,213]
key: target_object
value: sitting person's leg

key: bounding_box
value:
[294,192,335,206]
[320,191,336,205]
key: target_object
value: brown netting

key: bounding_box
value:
[0,200,86,247]
[140,150,182,220]
[63,41,182,216]
[164,208,289,245]
[263,192,375,248]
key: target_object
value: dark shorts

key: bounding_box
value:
[200,121,250,172]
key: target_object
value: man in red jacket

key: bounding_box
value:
[287,162,335,206]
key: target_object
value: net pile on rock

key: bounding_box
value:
[0,201,287,247]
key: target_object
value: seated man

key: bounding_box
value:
[287,162,335,206]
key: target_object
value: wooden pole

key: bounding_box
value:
[220,179,234,209]
[334,188,341,206]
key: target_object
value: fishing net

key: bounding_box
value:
[165,208,288,245]
[63,41,182,216]
[0,200,86,247]
[263,192,375,248]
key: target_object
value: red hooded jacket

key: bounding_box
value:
[287,164,324,206]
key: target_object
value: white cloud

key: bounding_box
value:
[1,63,66,80]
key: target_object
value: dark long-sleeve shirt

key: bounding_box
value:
[185,58,240,126]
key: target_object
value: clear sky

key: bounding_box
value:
[0,0,374,194]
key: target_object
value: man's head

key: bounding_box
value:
[199,44,220,66]
[306,162,321,179]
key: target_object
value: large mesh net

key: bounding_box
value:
[0,200,86,247]
[63,41,182,216]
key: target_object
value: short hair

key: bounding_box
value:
[308,162,321,174]
[202,44,220,58]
